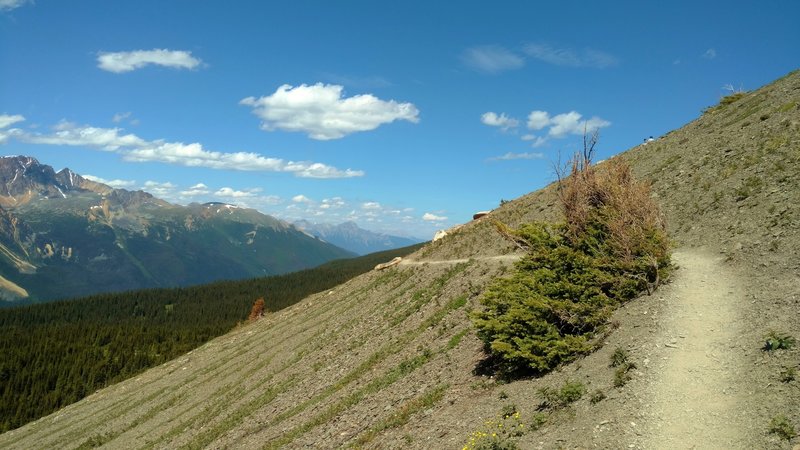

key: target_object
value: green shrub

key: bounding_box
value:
[610,347,629,367]
[763,331,796,351]
[530,412,548,430]
[538,380,586,409]
[501,404,518,418]
[472,155,670,377]
[767,415,796,440]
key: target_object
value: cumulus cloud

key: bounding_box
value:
[143,180,176,197]
[240,83,419,140]
[361,201,381,210]
[481,112,519,131]
[83,175,137,189]
[422,212,448,222]
[483,108,610,152]
[488,151,544,161]
[525,110,610,139]
[526,111,550,130]
[214,187,260,198]
[180,183,211,197]
[549,112,610,138]
[0,0,30,11]
[292,194,312,203]
[702,48,717,59]
[7,121,363,178]
[462,45,525,74]
[97,49,203,73]
[523,43,618,68]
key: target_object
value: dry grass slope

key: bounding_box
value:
[1,69,798,449]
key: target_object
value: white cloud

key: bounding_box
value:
[526,111,551,130]
[240,83,419,140]
[281,161,364,179]
[83,175,137,189]
[523,43,618,68]
[702,48,717,59]
[423,212,448,222]
[321,197,346,209]
[488,151,545,161]
[361,201,381,210]
[214,187,260,198]
[180,183,211,197]
[0,114,25,129]
[22,122,147,150]
[126,143,363,178]
[483,108,610,149]
[8,121,363,179]
[143,180,176,197]
[0,0,30,11]
[462,45,525,74]
[97,49,202,73]
[0,114,24,144]
[523,110,610,139]
[292,194,312,203]
[480,112,519,131]
[547,111,584,137]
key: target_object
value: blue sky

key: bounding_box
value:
[1,1,798,239]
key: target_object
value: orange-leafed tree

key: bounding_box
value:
[248,297,265,321]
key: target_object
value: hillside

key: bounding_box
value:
[0,244,423,433]
[1,69,798,449]
[0,157,353,302]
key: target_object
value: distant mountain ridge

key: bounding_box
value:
[0,156,353,303]
[293,219,422,255]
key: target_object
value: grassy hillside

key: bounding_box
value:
[1,70,798,449]
[0,244,422,433]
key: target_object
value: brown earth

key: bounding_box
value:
[0,70,798,449]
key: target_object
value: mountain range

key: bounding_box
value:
[0,156,354,303]
[292,219,422,255]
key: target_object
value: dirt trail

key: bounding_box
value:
[642,249,748,449]
[398,254,521,266]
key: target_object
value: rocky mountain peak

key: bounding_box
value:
[54,168,86,190]
[0,155,117,206]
